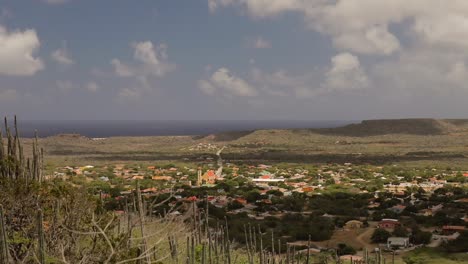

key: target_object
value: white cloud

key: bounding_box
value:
[209,0,468,55]
[244,52,368,98]
[86,82,99,93]
[0,25,44,76]
[372,47,468,94]
[199,67,257,97]
[111,41,175,101]
[209,0,468,98]
[323,52,369,92]
[253,36,271,49]
[111,59,133,77]
[198,80,216,95]
[51,44,74,65]
[112,41,175,78]
[0,89,18,102]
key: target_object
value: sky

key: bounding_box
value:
[1,0,468,120]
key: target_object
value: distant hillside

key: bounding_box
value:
[200,118,468,141]
[315,119,468,136]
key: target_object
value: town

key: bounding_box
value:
[48,150,468,263]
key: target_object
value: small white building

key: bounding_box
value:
[387,237,410,249]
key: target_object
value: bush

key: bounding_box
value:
[392,226,408,237]
[444,231,468,253]
[371,228,391,243]
[410,228,432,245]
[337,243,356,256]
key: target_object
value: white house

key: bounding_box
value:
[387,237,410,249]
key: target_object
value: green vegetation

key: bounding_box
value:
[403,248,468,264]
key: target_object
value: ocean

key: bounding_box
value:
[5,120,356,138]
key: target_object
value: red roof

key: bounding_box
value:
[235,198,247,204]
[205,170,216,178]
[443,225,466,231]
[186,196,198,202]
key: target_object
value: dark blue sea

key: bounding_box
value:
[5,120,356,138]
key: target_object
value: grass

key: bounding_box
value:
[401,248,468,264]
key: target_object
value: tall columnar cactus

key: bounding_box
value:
[37,209,46,264]
[0,205,10,264]
[0,116,43,182]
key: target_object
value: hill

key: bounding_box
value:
[315,118,468,137]
[199,118,468,141]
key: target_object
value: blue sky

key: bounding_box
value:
[1,0,468,120]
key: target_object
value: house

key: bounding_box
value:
[252,175,285,183]
[235,197,247,205]
[442,225,466,235]
[387,237,409,249]
[152,176,173,181]
[202,170,217,185]
[378,219,400,229]
[389,205,406,214]
[345,220,364,230]
[141,187,157,193]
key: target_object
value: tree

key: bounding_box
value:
[410,227,432,245]
[444,231,468,252]
[392,226,408,237]
[227,200,244,211]
[337,243,356,256]
[371,228,391,243]
[266,189,283,197]
[245,190,262,203]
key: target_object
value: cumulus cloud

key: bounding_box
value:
[209,0,468,98]
[372,47,468,94]
[323,52,369,92]
[249,52,368,98]
[209,0,468,55]
[112,41,175,78]
[51,44,74,65]
[111,41,175,101]
[199,53,368,100]
[0,25,44,76]
[111,59,133,77]
[199,67,257,97]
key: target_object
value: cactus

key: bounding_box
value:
[0,116,43,182]
[37,209,45,264]
[0,205,10,264]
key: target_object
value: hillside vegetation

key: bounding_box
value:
[315,119,468,136]
[15,118,468,167]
